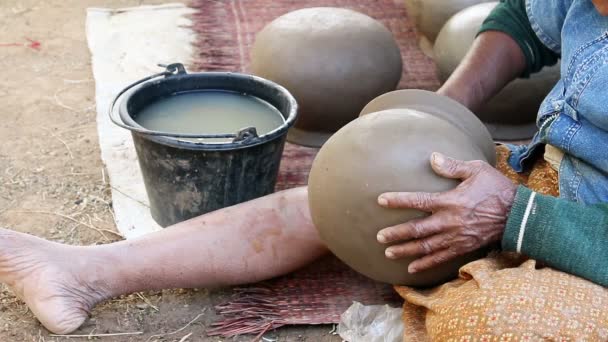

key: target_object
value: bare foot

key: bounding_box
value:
[0,229,111,334]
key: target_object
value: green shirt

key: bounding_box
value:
[477,0,608,287]
[504,187,608,287]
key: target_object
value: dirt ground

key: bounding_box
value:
[0,1,339,341]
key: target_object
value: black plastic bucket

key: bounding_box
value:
[110,63,298,227]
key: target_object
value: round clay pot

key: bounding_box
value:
[433,2,560,139]
[308,109,490,286]
[360,89,496,165]
[403,0,494,44]
[251,7,403,147]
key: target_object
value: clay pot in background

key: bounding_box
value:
[308,91,494,286]
[433,2,560,139]
[404,0,495,56]
[251,7,403,147]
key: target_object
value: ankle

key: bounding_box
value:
[70,246,121,302]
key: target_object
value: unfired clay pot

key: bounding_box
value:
[308,106,493,286]
[433,2,560,140]
[360,89,496,165]
[403,0,494,55]
[251,7,403,147]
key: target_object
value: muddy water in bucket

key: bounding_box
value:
[135,90,285,142]
[112,64,298,227]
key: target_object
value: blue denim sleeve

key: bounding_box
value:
[525,0,573,54]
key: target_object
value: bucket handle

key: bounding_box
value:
[108,63,259,143]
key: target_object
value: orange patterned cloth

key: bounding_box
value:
[396,145,608,341]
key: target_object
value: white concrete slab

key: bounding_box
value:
[86,3,196,239]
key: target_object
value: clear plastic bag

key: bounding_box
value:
[337,302,404,342]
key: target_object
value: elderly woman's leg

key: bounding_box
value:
[0,187,327,334]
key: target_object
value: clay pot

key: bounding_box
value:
[360,89,496,165]
[308,107,492,286]
[433,2,560,139]
[404,0,494,55]
[251,7,403,147]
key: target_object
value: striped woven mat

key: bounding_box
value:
[189,0,440,337]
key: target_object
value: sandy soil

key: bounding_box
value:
[0,1,339,340]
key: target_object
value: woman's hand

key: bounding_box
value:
[376,152,517,273]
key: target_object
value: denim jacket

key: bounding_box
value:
[508,0,608,204]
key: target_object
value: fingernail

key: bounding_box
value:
[378,196,388,206]
[432,152,445,166]
[377,233,387,243]
[408,265,417,274]
[385,249,395,258]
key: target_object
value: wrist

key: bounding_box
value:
[437,79,483,112]
[494,181,518,243]
[437,86,469,108]
[503,182,518,216]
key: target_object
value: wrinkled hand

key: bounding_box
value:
[376,152,517,274]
